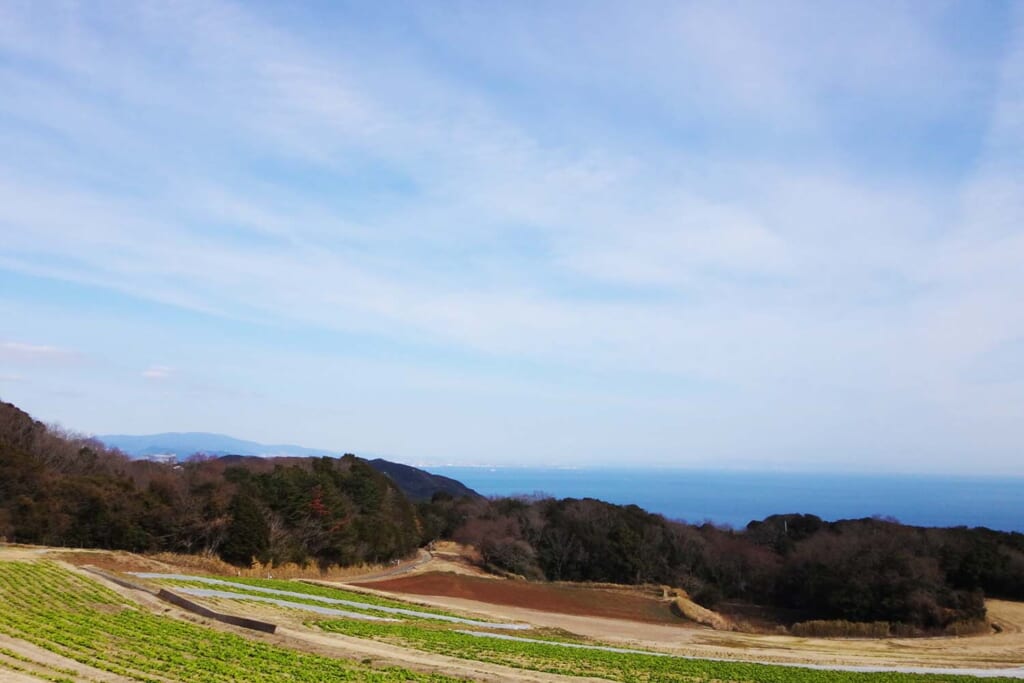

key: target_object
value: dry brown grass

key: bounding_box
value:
[669,596,736,631]
[944,619,994,637]
[790,619,993,639]
[49,546,412,580]
[147,552,407,579]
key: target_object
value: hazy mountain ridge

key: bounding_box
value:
[99,432,344,459]
[97,431,479,502]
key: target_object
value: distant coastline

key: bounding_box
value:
[428,467,1024,533]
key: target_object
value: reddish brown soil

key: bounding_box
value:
[51,550,170,573]
[356,571,682,624]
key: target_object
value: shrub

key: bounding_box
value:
[790,620,891,638]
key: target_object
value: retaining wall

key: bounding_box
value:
[81,565,277,634]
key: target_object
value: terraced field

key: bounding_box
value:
[133,572,526,628]
[0,560,458,682]
[91,566,1024,682]
[2,555,1023,683]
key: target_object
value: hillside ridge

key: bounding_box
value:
[98,431,478,502]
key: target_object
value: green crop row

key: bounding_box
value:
[0,561,461,683]
[0,643,79,682]
[316,619,1020,683]
[0,652,75,683]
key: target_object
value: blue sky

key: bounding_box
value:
[1,1,1022,473]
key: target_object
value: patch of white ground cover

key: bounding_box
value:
[175,587,402,621]
[132,573,529,630]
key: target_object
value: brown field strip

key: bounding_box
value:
[356,571,682,624]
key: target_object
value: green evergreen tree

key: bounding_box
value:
[220,492,269,566]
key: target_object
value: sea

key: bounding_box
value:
[428,467,1024,533]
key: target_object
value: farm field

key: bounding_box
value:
[316,618,1021,683]
[355,566,1024,675]
[356,571,681,624]
[0,559,460,683]
[2,546,1024,682]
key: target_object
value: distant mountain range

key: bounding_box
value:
[97,432,479,502]
[99,432,344,459]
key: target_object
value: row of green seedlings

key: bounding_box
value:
[315,618,1021,683]
[0,644,77,683]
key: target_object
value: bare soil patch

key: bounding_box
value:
[422,542,493,577]
[53,549,175,573]
[0,669,42,683]
[0,545,50,562]
[357,571,682,625]
[989,599,1024,634]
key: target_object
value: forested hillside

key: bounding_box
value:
[420,495,1024,633]
[368,458,480,501]
[0,401,419,567]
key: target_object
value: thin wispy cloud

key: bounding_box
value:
[141,365,173,381]
[0,341,82,364]
[0,1,1020,472]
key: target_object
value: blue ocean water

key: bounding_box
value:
[428,467,1024,532]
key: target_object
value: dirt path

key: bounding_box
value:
[338,542,491,583]
[346,548,434,582]
[0,546,50,562]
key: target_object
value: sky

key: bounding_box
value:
[1,1,1022,474]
